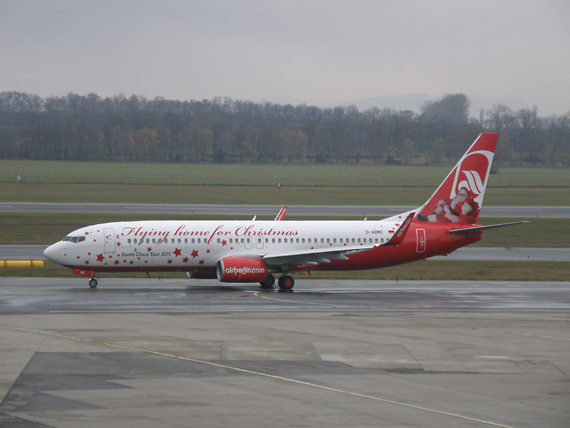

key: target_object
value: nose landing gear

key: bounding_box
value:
[88,278,98,288]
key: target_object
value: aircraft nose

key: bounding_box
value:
[43,243,65,264]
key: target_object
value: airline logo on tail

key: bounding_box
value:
[451,150,494,206]
[418,133,498,225]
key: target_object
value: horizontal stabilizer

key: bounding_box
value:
[450,221,529,235]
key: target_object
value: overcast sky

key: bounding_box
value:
[1,1,569,115]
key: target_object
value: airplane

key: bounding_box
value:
[44,133,524,290]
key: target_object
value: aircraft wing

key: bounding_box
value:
[262,244,376,266]
[261,212,415,267]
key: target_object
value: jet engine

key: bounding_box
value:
[216,257,268,283]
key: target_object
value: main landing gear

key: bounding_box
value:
[88,278,98,288]
[259,274,295,291]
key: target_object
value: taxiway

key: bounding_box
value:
[0,278,568,427]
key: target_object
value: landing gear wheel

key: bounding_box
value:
[88,278,98,288]
[277,275,295,291]
[260,274,275,290]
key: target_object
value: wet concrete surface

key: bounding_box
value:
[1,278,569,427]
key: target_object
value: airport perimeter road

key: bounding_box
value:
[1,202,569,218]
[0,278,569,428]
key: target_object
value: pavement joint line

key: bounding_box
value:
[0,324,517,428]
[253,290,342,307]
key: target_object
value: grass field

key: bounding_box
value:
[2,183,570,206]
[1,160,569,188]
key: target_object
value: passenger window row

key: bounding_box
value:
[123,236,386,245]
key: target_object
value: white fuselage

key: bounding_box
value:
[43,219,401,272]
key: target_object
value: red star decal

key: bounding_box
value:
[96,254,105,262]
[147,247,152,252]
[85,232,89,236]
[85,261,90,265]
[130,261,134,265]
[182,257,189,263]
[116,242,121,247]
[206,249,210,254]
[199,260,204,265]
[191,250,199,258]
[167,259,173,264]
[77,256,80,259]
[221,240,227,246]
[173,248,182,257]
[114,260,119,265]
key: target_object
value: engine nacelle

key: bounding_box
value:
[216,257,268,283]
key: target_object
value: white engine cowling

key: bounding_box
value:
[216,257,268,283]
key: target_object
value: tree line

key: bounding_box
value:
[0,91,568,166]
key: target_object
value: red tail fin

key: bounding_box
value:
[417,133,498,225]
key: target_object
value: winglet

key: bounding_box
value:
[274,206,288,221]
[384,212,415,246]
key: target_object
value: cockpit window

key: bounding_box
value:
[63,236,85,243]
